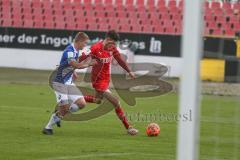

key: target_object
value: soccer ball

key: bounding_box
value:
[146,123,160,136]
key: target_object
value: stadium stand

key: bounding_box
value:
[0,0,239,36]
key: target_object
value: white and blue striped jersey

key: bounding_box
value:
[54,43,79,84]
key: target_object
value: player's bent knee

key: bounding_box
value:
[75,98,86,109]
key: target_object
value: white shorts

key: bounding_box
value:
[52,82,83,105]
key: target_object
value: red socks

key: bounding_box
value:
[84,95,96,103]
[115,106,130,129]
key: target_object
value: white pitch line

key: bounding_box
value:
[41,152,134,160]
[40,152,166,160]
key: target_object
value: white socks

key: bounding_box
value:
[45,113,60,129]
[69,103,80,113]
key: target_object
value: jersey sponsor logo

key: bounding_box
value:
[67,51,74,58]
[100,57,112,63]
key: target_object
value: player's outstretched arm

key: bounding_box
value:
[113,49,136,79]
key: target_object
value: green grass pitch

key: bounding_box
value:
[0,69,239,160]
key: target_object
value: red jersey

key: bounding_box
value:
[90,41,114,83]
[79,41,131,91]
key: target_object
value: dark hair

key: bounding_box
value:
[105,30,120,41]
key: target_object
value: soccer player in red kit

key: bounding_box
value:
[81,30,138,135]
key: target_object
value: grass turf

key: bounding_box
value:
[0,68,239,160]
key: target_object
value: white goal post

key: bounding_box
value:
[177,0,203,160]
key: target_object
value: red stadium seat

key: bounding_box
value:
[33,14,44,21]
[31,0,42,8]
[53,9,64,16]
[95,0,103,5]
[22,0,32,9]
[213,8,223,16]
[129,18,141,25]
[106,11,117,17]
[142,25,154,33]
[98,23,109,31]
[52,0,63,10]
[98,18,109,24]
[136,5,147,12]
[136,0,145,6]
[168,0,177,8]
[149,12,160,19]
[65,23,77,30]
[151,18,161,26]
[85,11,96,17]
[224,29,235,36]
[43,9,54,17]
[207,21,217,28]
[168,6,179,14]
[0,0,11,7]
[76,22,87,30]
[95,4,105,10]
[225,9,233,15]
[63,0,72,3]
[158,6,168,13]
[86,17,98,23]
[11,13,23,20]
[23,14,33,20]
[105,0,113,5]
[125,4,136,12]
[171,13,181,21]
[115,5,125,11]
[131,25,142,33]
[87,23,98,31]
[64,10,75,17]
[22,7,33,14]
[138,12,149,20]
[154,25,165,34]
[174,26,182,35]
[75,10,85,17]
[204,15,215,22]
[162,20,173,27]
[95,11,106,18]
[82,0,92,5]
[165,26,175,34]
[1,19,12,27]
[63,2,74,10]
[118,18,130,24]
[215,15,225,22]
[233,3,240,10]
[160,13,170,20]
[212,28,222,35]
[23,20,34,28]
[157,0,166,7]
[222,2,232,10]
[32,8,43,15]
[116,11,128,18]
[55,21,66,29]
[12,19,24,27]
[125,0,134,6]
[127,12,138,19]
[211,2,221,9]
[119,24,131,32]
[44,21,55,29]
[179,0,183,9]
[204,1,210,9]
[115,0,124,6]
[233,22,240,29]
[42,0,53,9]
[147,0,155,7]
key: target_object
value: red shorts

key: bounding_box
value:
[92,79,110,92]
